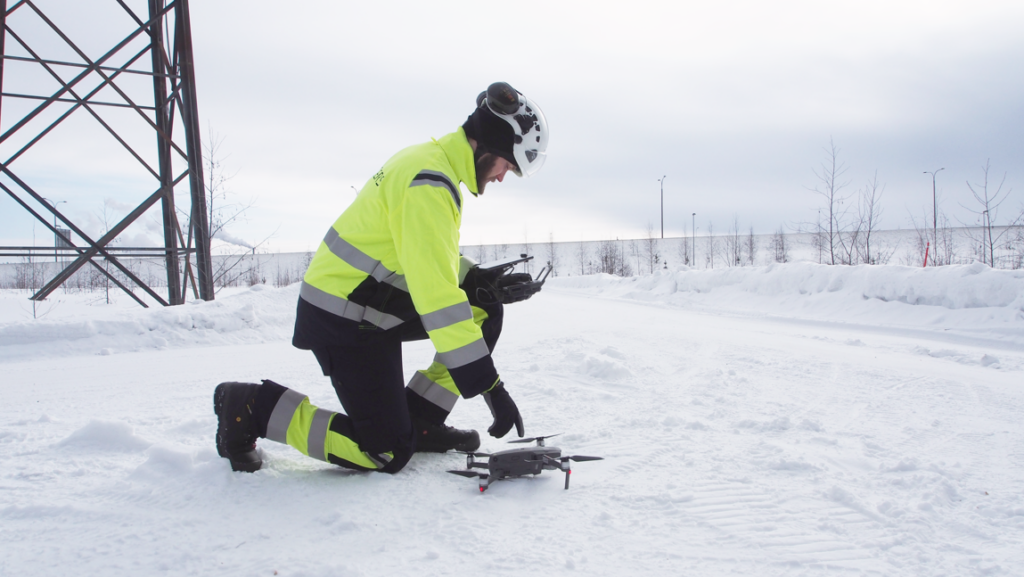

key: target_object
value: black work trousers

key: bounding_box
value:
[277,296,503,473]
[309,320,430,467]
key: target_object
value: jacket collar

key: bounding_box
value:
[435,127,478,196]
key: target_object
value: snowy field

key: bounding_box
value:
[1,263,1023,576]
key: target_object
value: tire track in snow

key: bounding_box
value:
[677,481,888,570]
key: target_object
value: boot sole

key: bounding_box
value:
[214,384,228,459]
[213,383,262,473]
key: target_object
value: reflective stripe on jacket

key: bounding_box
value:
[298,128,498,398]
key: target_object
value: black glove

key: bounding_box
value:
[461,265,503,307]
[483,382,524,439]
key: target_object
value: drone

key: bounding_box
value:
[447,434,603,492]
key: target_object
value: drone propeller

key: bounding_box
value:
[456,451,491,458]
[508,434,562,447]
[447,470,487,479]
[565,455,603,462]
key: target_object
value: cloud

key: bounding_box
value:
[3,0,1023,251]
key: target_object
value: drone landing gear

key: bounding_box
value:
[448,469,492,492]
[542,454,604,490]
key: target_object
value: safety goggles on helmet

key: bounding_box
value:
[478,82,549,177]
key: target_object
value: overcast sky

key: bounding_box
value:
[2,0,1023,253]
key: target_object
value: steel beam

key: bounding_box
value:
[0,0,213,307]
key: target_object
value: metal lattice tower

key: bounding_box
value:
[0,0,213,306]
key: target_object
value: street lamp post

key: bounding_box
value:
[657,176,667,239]
[923,168,944,266]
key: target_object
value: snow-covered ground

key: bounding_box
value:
[1,263,1023,576]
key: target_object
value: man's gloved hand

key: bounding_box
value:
[461,265,503,307]
[483,381,524,439]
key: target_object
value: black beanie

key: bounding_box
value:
[462,104,517,168]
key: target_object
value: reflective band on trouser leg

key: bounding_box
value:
[266,388,306,445]
[306,408,334,462]
[408,368,460,413]
[266,389,320,456]
[266,388,389,469]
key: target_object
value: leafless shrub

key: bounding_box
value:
[644,222,661,273]
[958,160,1022,268]
[545,232,558,276]
[769,226,789,263]
[810,138,854,265]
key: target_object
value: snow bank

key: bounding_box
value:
[549,262,1024,342]
[0,284,299,362]
[55,420,153,452]
[1,263,1021,363]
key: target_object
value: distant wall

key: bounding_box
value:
[1,226,1020,292]
[461,226,1022,277]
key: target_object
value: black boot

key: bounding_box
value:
[214,382,262,472]
[412,416,480,453]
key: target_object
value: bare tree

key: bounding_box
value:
[723,216,742,267]
[810,210,827,264]
[90,200,118,304]
[859,171,884,264]
[491,243,510,262]
[14,256,46,291]
[644,222,661,273]
[174,127,271,295]
[934,213,956,266]
[201,130,250,244]
[576,240,589,275]
[705,221,716,269]
[769,225,789,263]
[521,227,532,275]
[1010,226,1024,270]
[616,239,632,276]
[905,210,932,267]
[835,208,862,265]
[679,223,692,266]
[545,232,558,276]
[630,239,641,274]
[906,204,951,267]
[14,226,47,292]
[959,160,1022,267]
[597,240,619,275]
[746,225,757,266]
[811,138,852,265]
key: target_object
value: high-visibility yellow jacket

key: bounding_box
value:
[294,128,499,398]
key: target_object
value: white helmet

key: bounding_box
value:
[475,82,549,177]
